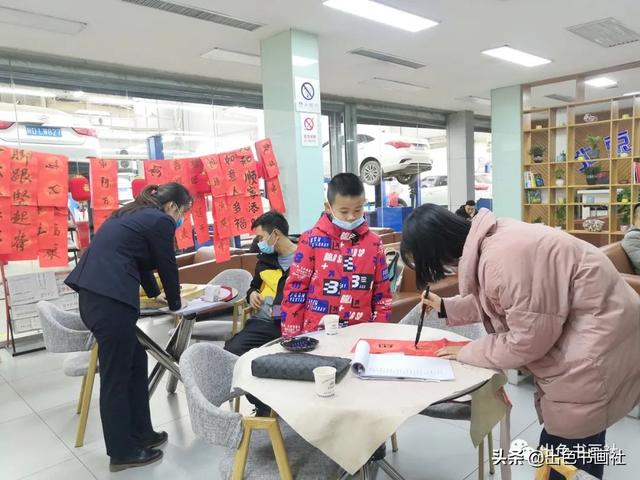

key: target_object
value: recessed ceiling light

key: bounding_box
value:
[0,6,86,35]
[201,47,261,66]
[0,86,57,98]
[623,91,640,96]
[585,77,617,88]
[323,0,438,33]
[482,46,551,67]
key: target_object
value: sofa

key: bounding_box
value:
[601,242,640,295]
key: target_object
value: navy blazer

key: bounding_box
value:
[65,207,181,311]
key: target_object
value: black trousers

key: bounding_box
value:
[539,428,607,479]
[79,289,154,458]
[224,318,281,413]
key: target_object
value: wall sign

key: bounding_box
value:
[294,76,321,113]
[300,113,319,147]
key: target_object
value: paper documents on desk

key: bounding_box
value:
[351,340,455,381]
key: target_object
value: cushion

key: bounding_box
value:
[62,351,98,377]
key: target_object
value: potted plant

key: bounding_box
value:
[529,145,546,163]
[554,168,565,187]
[555,206,566,229]
[533,216,544,224]
[619,206,630,232]
[584,165,601,185]
[586,135,603,159]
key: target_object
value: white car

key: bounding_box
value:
[323,134,432,185]
[0,103,100,174]
[420,174,493,206]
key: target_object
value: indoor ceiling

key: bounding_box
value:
[0,0,639,115]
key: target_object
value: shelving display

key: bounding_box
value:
[522,94,640,246]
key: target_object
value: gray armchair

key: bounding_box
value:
[180,343,340,479]
[37,301,98,448]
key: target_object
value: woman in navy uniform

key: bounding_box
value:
[65,182,192,472]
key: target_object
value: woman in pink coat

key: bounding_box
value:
[401,205,640,479]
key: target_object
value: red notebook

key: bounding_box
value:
[351,338,471,357]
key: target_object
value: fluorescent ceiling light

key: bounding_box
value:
[482,46,551,67]
[0,6,87,35]
[623,91,640,96]
[361,77,429,93]
[292,55,318,67]
[584,77,617,88]
[323,0,438,33]
[456,95,491,105]
[0,86,56,98]
[201,47,261,66]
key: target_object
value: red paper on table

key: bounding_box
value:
[351,338,471,357]
[255,138,279,179]
[37,153,69,207]
[183,158,204,196]
[213,231,230,263]
[265,177,286,213]
[9,205,39,260]
[0,147,11,197]
[211,196,232,238]
[175,213,194,250]
[191,194,210,245]
[38,207,69,267]
[143,160,171,185]
[228,195,252,236]
[0,197,11,254]
[92,209,115,233]
[10,149,38,206]
[201,154,227,198]
[90,159,119,210]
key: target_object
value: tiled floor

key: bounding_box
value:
[1,316,638,480]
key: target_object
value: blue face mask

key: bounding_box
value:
[258,232,275,254]
[330,210,365,231]
[175,216,184,229]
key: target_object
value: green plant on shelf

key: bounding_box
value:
[555,206,566,227]
[529,145,546,163]
[555,168,565,179]
[533,216,544,224]
[617,187,632,229]
[585,135,603,159]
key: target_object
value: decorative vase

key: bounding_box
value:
[590,149,600,159]
[555,179,565,187]
[620,152,630,158]
[586,174,598,185]
[533,156,544,163]
[621,225,629,233]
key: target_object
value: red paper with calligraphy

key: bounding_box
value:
[175,213,194,250]
[38,153,69,207]
[213,231,230,263]
[183,158,204,196]
[228,195,252,236]
[191,195,210,245]
[90,159,119,210]
[265,177,286,213]
[0,147,11,197]
[143,160,171,185]
[201,154,227,198]
[246,194,264,227]
[351,339,471,357]
[93,209,115,233]
[255,138,279,179]
[211,196,232,238]
[9,205,38,260]
[167,159,184,185]
[10,149,38,206]
[38,207,69,267]
[0,197,11,254]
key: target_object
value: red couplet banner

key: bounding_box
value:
[90,159,119,210]
[37,153,69,208]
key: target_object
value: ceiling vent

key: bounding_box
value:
[544,94,576,103]
[121,0,264,31]
[349,48,426,69]
[567,17,640,48]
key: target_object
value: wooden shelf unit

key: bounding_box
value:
[522,94,640,247]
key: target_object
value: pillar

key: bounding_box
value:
[446,111,475,210]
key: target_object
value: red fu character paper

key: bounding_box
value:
[90,159,119,210]
[191,194,210,245]
[213,231,231,263]
[93,209,115,233]
[10,149,38,206]
[201,154,228,198]
[38,207,69,268]
[265,177,286,213]
[0,147,11,197]
[255,138,280,179]
[9,205,38,260]
[211,196,232,238]
[175,213,194,250]
[0,197,11,254]
[228,195,252,236]
[38,153,69,207]
[143,160,171,185]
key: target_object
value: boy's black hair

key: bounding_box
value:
[251,211,289,236]
[634,203,640,218]
[465,200,476,207]
[327,173,365,205]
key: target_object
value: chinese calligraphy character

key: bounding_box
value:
[100,177,110,188]
[244,170,258,183]
[227,169,237,182]
[223,154,235,166]
[11,167,31,184]
[48,184,62,195]
[99,159,107,169]
[102,196,112,207]
[248,201,260,214]
[10,149,32,162]
[233,218,247,230]
[232,201,241,214]
[37,224,48,236]
[45,158,60,169]
[11,211,30,225]
[53,223,61,236]
[12,231,28,251]
[12,189,31,204]
[43,246,60,260]
[149,165,162,178]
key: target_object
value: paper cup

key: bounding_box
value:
[313,366,336,397]
[322,314,339,335]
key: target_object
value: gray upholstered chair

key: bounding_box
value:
[400,305,494,479]
[187,269,254,343]
[180,343,340,479]
[37,300,98,448]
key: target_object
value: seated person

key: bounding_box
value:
[224,211,297,356]
[622,203,640,274]
[281,173,392,337]
[455,200,477,220]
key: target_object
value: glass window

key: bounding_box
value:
[474,132,492,200]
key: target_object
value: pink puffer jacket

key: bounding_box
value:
[445,210,640,439]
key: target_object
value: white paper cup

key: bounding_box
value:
[313,366,336,397]
[323,314,339,335]
[204,284,221,302]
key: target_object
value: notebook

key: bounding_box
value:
[351,340,455,382]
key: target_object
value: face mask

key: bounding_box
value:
[258,232,275,254]
[330,209,365,231]
[175,216,184,229]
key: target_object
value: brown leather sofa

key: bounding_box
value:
[177,247,258,285]
[601,242,640,295]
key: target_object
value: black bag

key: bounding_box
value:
[251,353,352,382]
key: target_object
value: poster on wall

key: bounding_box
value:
[300,113,319,147]
[294,76,321,113]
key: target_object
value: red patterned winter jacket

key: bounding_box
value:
[281,213,392,337]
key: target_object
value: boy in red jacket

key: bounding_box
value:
[281,173,392,336]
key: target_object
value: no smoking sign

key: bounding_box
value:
[300,113,319,147]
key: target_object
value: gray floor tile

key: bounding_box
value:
[0,382,33,424]
[0,413,74,479]
[19,458,96,480]
[9,368,92,413]
[0,349,65,382]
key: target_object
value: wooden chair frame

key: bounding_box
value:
[534,447,579,480]
[75,343,99,447]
